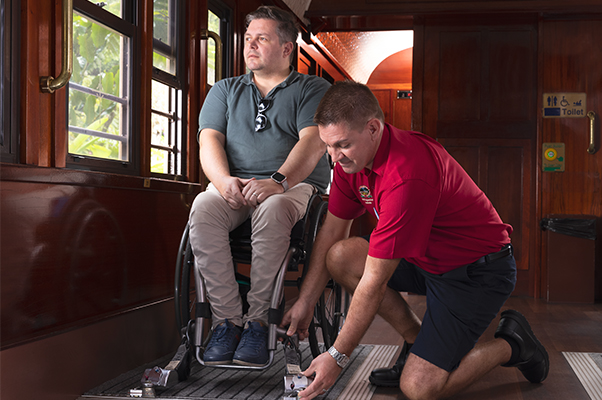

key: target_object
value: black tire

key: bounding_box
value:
[308,281,350,357]
[300,198,349,358]
[175,223,195,332]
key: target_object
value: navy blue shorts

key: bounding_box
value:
[362,237,516,372]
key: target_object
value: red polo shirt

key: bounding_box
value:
[328,124,512,274]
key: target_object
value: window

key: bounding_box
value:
[208,0,231,85]
[1,0,19,163]
[67,0,138,173]
[151,0,186,176]
[1,0,6,153]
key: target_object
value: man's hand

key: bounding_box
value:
[217,176,254,209]
[241,178,284,207]
[281,299,314,340]
[298,352,341,399]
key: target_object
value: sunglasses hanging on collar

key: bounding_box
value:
[255,98,272,132]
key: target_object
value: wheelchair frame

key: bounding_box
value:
[137,194,349,398]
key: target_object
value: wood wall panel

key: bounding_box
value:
[540,19,602,216]
[539,17,602,301]
[372,89,393,123]
[438,31,482,122]
[420,19,538,295]
[305,0,602,32]
[0,165,201,349]
[441,140,533,277]
[394,98,412,130]
[488,29,537,122]
[428,24,537,139]
[370,90,413,130]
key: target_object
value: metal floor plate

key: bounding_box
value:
[79,343,389,400]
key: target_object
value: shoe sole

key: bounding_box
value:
[368,376,399,387]
[496,309,549,383]
[232,359,269,368]
[203,360,233,366]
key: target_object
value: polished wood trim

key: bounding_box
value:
[53,0,67,168]
[306,0,602,17]
[186,0,204,184]
[0,300,180,400]
[0,164,201,193]
[139,0,153,178]
[21,0,52,166]
[411,20,425,133]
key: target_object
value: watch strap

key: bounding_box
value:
[327,346,350,369]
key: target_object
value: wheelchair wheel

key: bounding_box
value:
[175,223,195,332]
[308,282,350,357]
[300,197,349,357]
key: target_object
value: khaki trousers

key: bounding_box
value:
[189,182,314,328]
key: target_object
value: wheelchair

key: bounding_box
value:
[138,193,349,397]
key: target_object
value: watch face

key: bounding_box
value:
[272,172,286,183]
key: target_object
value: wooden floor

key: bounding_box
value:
[359,294,602,400]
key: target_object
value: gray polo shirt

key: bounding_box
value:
[198,69,331,193]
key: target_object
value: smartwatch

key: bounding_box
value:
[270,172,289,191]
[327,346,350,369]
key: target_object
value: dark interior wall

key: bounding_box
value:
[1,165,200,350]
[305,0,602,299]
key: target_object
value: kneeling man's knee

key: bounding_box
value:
[325,237,367,275]
[399,357,448,400]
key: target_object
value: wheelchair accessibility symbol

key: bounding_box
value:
[559,97,570,107]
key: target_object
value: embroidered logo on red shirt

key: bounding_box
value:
[359,185,373,205]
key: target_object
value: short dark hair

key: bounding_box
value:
[245,6,299,45]
[314,81,385,128]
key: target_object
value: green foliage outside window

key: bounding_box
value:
[207,11,220,85]
[69,12,127,160]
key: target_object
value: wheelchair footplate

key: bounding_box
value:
[130,326,193,397]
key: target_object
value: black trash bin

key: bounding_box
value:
[541,215,599,303]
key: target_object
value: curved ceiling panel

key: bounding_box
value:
[315,31,413,83]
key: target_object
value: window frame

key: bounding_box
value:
[66,0,141,175]
[150,0,187,178]
[1,0,20,163]
[209,0,232,82]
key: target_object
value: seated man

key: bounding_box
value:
[283,81,549,399]
[189,5,330,367]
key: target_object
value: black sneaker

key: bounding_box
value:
[494,309,549,383]
[203,320,242,365]
[369,341,413,387]
[233,321,269,367]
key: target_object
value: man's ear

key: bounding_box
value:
[366,118,383,140]
[283,42,294,58]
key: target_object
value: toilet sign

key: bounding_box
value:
[543,93,586,118]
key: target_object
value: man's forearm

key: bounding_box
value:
[199,130,229,178]
[278,127,326,188]
[298,213,353,307]
[332,257,400,356]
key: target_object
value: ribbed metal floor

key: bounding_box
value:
[563,352,602,400]
[79,343,397,400]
